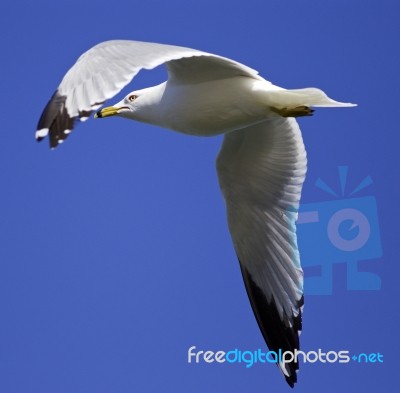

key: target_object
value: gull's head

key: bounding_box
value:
[94,83,166,122]
[95,91,141,119]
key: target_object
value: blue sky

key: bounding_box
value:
[0,1,398,392]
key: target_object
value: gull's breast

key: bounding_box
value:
[159,77,272,136]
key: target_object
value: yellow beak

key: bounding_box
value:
[94,106,119,118]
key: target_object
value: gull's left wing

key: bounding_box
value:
[216,117,307,387]
[36,40,262,148]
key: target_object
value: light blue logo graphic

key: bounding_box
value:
[297,166,382,295]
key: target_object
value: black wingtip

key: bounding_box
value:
[36,91,72,148]
[286,377,295,388]
[36,90,94,149]
[239,263,303,388]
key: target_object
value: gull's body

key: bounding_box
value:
[36,40,355,387]
[122,78,274,136]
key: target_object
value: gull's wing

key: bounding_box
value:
[36,40,262,148]
[216,117,307,387]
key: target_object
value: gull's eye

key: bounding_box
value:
[128,94,137,102]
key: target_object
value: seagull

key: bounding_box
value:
[36,40,355,387]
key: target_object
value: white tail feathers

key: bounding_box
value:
[267,87,357,108]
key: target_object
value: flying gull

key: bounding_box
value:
[36,40,355,387]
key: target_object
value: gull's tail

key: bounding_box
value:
[267,87,357,108]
